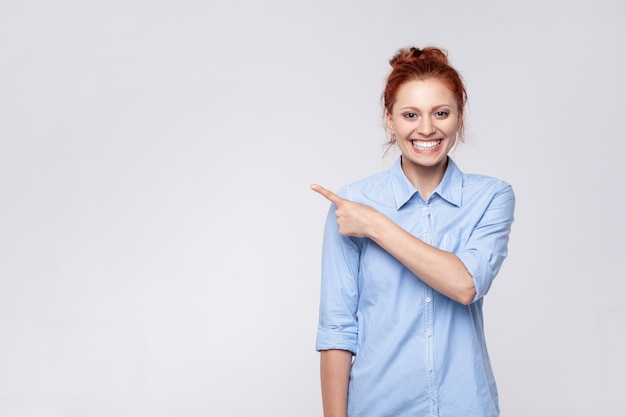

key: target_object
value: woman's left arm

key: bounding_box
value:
[369,213,475,304]
[311,184,513,305]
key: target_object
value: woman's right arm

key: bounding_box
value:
[321,349,352,417]
[316,189,361,417]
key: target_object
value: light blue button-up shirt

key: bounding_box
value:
[316,157,515,417]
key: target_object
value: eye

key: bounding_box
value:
[402,112,418,119]
[434,110,449,119]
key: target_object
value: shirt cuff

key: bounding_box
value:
[315,328,357,354]
[457,250,491,303]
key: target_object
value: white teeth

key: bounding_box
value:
[412,140,441,151]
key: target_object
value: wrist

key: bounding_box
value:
[367,211,388,240]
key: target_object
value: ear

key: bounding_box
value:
[385,110,395,134]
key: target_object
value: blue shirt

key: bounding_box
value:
[316,157,515,417]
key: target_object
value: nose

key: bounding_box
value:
[417,118,436,136]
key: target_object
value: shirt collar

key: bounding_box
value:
[390,157,463,209]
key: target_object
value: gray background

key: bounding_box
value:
[2,0,625,416]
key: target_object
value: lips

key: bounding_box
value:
[411,139,442,151]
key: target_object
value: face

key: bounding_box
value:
[386,78,460,177]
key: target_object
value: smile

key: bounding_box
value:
[412,139,442,151]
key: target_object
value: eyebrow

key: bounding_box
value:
[398,104,454,111]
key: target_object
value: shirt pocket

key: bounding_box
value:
[440,231,471,253]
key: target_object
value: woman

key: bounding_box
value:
[311,47,515,417]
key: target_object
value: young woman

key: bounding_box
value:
[311,47,515,417]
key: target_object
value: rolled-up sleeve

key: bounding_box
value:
[315,198,361,354]
[456,183,515,303]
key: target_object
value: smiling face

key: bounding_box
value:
[386,78,460,182]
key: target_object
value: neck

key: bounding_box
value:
[401,156,448,201]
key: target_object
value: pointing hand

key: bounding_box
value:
[311,184,383,238]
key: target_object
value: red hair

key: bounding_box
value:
[383,47,468,142]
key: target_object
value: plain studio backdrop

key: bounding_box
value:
[1,0,625,416]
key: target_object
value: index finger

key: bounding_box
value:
[310,184,344,205]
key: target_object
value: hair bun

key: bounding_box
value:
[390,46,449,69]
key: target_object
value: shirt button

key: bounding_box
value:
[428,367,433,372]
[425,297,431,303]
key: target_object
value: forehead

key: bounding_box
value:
[393,79,457,110]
